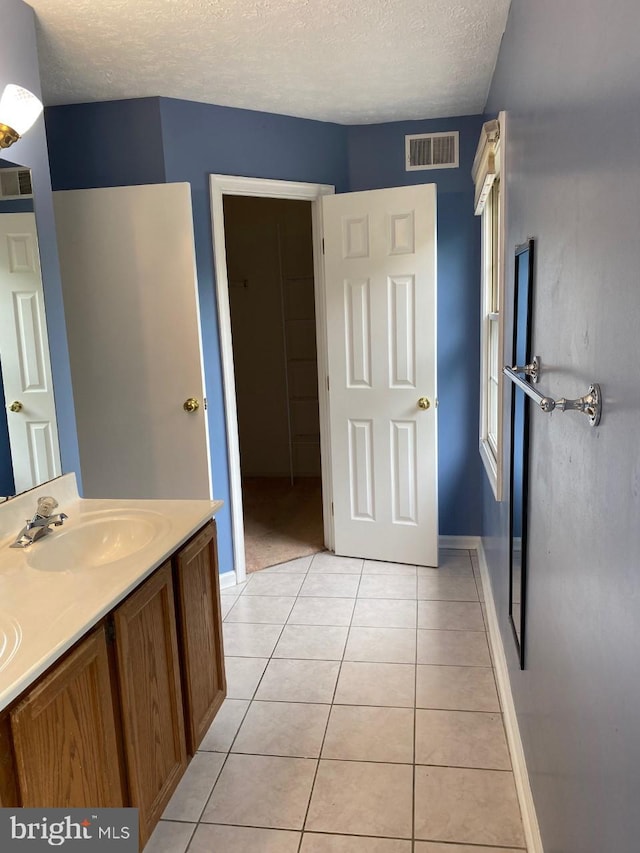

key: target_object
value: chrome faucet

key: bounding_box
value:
[10,496,68,548]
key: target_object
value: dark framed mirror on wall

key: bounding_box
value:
[509,238,534,669]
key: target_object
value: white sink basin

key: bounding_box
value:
[0,614,22,673]
[25,509,171,572]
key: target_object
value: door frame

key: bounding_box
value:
[209,175,335,583]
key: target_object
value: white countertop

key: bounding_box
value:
[0,474,223,712]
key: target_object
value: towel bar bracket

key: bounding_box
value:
[503,364,602,427]
[542,383,601,427]
[513,355,540,383]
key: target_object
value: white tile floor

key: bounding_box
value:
[144,550,527,853]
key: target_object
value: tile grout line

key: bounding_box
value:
[225,655,494,671]
[195,557,316,840]
[198,748,515,771]
[416,548,467,847]
[198,751,514,772]
[470,546,517,780]
[199,698,497,712]
[251,553,319,853]
[471,547,505,717]
[220,553,361,850]
[412,586,418,852]
[180,820,198,853]
[295,555,365,852]
[225,556,314,735]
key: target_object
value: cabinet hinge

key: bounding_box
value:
[331,501,334,516]
[204,397,208,410]
[322,238,325,254]
[326,376,330,392]
[105,620,116,644]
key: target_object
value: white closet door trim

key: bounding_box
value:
[209,175,334,583]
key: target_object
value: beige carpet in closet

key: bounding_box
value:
[242,477,324,573]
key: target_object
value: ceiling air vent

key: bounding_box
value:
[0,168,33,199]
[405,131,459,171]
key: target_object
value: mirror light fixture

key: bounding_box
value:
[0,84,43,149]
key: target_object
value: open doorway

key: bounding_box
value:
[210,175,335,584]
[222,195,323,573]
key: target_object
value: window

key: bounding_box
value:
[473,114,505,500]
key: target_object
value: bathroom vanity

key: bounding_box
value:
[0,474,226,846]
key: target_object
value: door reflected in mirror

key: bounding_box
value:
[0,162,61,497]
[509,238,534,669]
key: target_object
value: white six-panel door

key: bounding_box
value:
[322,184,438,566]
[0,212,61,493]
[53,183,212,500]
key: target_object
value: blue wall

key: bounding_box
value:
[46,98,482,567]
[46,99,166,191]
[347,115,484,535]
[0,363,14,495]
[483,1,640,850]
[159,99,350,574]
[47,97,350,572]
[1,0,80,491]
[0,198,34,213]
[347,116,481,195]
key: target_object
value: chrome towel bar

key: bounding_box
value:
[503,361,602,427]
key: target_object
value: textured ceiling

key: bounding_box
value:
[26,0,511,124]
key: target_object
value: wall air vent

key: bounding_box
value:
[405,131,459,171]
[0,168,33,200]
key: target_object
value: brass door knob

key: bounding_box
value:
[417,397,431,410]
[9,401,23,413]
[183,398,200,413]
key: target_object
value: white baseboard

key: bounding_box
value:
[475,539,544,853]
[219,570,238,589]
[439,535,482,550]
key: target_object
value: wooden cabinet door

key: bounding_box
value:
[113,561,187,845]
[174,520,226,753]
[0,713,19,807]
[10,626,125,808]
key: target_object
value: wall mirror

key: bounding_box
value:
[0,159,61,498]
[509,238,534,669]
